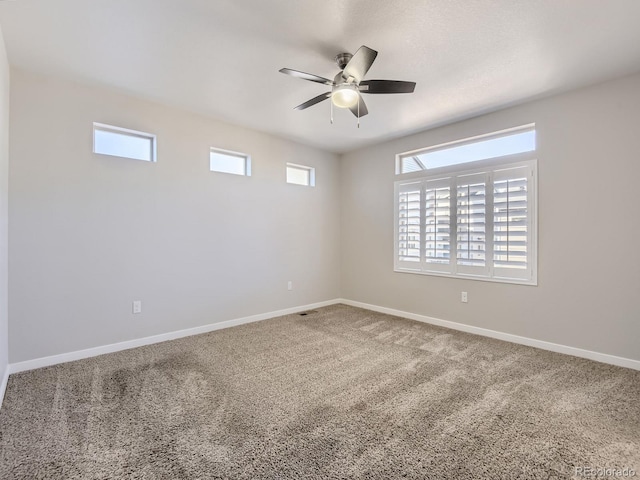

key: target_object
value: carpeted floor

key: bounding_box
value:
[0,304,638,479]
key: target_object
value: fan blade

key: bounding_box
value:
[279,68,334,86]
[348,94,368,118]
[294,92,331,110]
[342,46,378,84]
[359,80,416,94]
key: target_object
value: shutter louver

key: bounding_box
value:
[398,187,421,262]
[457,180,486,267]
[425,184,450,264]
[494,176,528,269]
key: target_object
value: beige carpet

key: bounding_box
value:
[0,304,638,479]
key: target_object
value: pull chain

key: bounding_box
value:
[357,96,360,128]
[330,99,334,124]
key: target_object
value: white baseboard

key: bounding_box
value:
[8,299,341,375]
[5,296,639,382]
[0,365,9,409]
[338,298,640,371]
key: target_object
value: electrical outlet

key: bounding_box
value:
[287,281,293,291]
[461,292,468,303]
[132,300,142,314]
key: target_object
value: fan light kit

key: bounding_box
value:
[280,45,416,127]
[331,84,359,108]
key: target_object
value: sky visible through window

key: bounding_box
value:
[403,129,535,172]
[94,127,154,162]
[210,150,248,175]
[286,165,313,186]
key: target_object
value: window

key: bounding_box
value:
[286,163,315,186]
[397,125,535,174]
[395,127,537,285]
[93,123,156,162]
[210,148,251,176]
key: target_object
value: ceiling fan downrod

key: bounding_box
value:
[335,52,353,70]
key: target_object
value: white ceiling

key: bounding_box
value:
[1,0,640,153]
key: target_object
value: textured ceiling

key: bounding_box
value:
[1,0,640,153]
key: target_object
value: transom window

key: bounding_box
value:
[286,163,315,187]
[210,148,251,176]
[93,123,156,162]
[395,126,537,285]
[397,125,535,174]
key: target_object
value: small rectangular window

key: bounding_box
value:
[210,148,251,176]
[93,123,156,162]
[397,125,535,174]
[286,163,315,186]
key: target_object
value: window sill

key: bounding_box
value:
[394,267,538,286]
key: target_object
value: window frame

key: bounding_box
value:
[93,122,157,162]
[209,147,252,177]
[394,154,538,286]
[286,163,316,187]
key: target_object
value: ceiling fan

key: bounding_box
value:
[279,45,416,125]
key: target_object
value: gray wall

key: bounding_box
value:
[0,28,8,381]
[7,67,640,365]
[9,69,341,363]
[340,72,640,361]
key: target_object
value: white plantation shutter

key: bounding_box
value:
[456,173,489,276]
[396,181,422,268]
[493,165,533,281]
[394,159,536,284]
[424,178,451,272]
